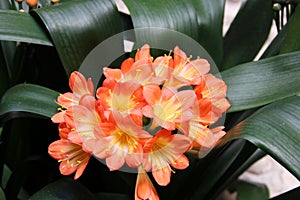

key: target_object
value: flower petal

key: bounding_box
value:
[106,154,125,171]
[135,165,159,200]
[170,154,189,170]
[103,67,123,81]
[152,167,171,186]
[143,85,161,106]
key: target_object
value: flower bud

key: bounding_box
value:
[26,0,38,7]
[15,0,23,3]
[51,0,60,2]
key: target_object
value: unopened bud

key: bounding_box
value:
[26,0,38,7]
[15,0,23,3]
[51,0,60,2]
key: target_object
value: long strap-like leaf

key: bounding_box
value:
[222,51,300,112]
[0,84,59,122]
[0,10,52,46]
[31,0,124,76]
[226,95,300,180]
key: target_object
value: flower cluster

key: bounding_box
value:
[48,44,230,199]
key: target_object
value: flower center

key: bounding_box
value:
[153,101,181,122]
[111,131,138,153]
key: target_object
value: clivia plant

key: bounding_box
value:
[0,0,299,199]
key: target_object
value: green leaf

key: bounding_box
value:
[0,84,59,121]
[1,164,12,189]
[0,41,16,78]
[235,180,269,200]
[29,178,96,200]
[123,0,224,66]
[187,140,257,200]
[280,5,300,53]
[222,51,300,112]
[0,10,52,46]
[207,148,266,200]
[226,95,300,179]
[222,0,273,69]
[32,0,124,75]
[0,46,10,96]
[0,187,5,200]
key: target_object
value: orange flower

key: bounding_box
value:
[164,46,210,88]
[188,123,226,157]
[135,165,159,200]
[52,71,94,123]
[89,111,152,170]
[49,44,231,199]
[142,129,191,186]
[103,44,155,84]
[194,74,231,124]
[48,139,91,180]
[97,81,145,119]
[103,44,164,86]
[142,85,195,130]
[59,71,94,108]
[152,55,172,82]
[63,95,102,144]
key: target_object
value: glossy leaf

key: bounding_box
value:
[0,0,11,10]
[0,84,59,121]
[0,187,5,200]
[28,178,96,200]
[226,96,300,179]
[280,5,300,53]
[207,148,266,200]
[188,140,257,200]
[123,0,224,66]
[0,47,9,96]
[32,0,124,75]
[222,0,273,69]
[1,164,12,189]
[0,10,52,46]
[235,180,269,200]
[0,41,16,78]
[5,157,51,199]
[222,51,300,112]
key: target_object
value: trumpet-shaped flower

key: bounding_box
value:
[63,95,102,144]
[188,122,226,157]
[48,139,91,180]
[151,55,172,82]
[52,71,94,123]
[58,71,94,108]
[194,74,231,124]
[142,129,191,186]
[103,44,159,85]
[49,44,231,200]
[135,165,159,200]
[142,85,195,130]
[164,46,210,88]
[90,111,152,170]
[97,81,146,123]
